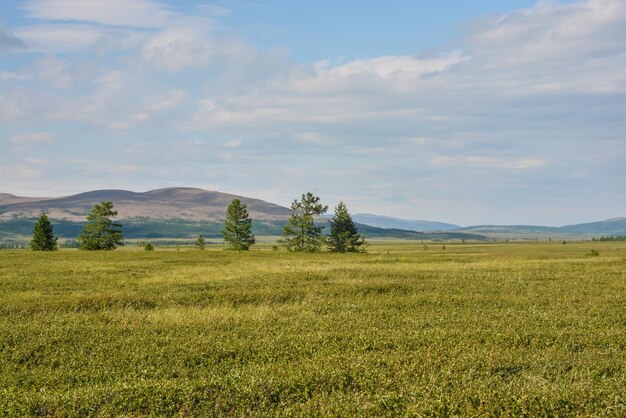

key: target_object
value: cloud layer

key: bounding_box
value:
[1,0,625,225]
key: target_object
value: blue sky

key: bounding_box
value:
[1,0,624,225]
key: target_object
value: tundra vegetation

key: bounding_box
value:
[0,241,624,416]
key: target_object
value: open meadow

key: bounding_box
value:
[1,242,625,416]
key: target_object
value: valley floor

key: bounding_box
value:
[1,242,625,416]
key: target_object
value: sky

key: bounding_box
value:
[0,0,625,226]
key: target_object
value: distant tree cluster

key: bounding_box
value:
[592,236,626,241]
[26,192,366,253]
[280,192,366,253]
[27,201,123,251]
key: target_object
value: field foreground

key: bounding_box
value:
[1,242,625,416]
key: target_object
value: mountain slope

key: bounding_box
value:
[455,218,626,237]
[0,188,486,241]
[559,218,626,235]
[352,213,459,231]
[0,188,292,222]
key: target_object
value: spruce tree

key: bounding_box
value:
[222,199,255,250]
[280,192,328,252]
[195,234,206,250]
[30,213,58,251]
[327,202,366,253]
[77,201,123,250]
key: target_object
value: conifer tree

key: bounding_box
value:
[222,199,255,250]
[327,202,366,253]
[77,201,123,250]
[280,192,328,252]
[30,213,58,251]
[195,234,206,250]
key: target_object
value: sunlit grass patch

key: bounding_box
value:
[0,241,624,416]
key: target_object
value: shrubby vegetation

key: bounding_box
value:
[0,242,624,415]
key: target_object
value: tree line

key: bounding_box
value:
[27,192,366,253]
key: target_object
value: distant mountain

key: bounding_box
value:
[3,187,620,241]
[455,218,626,237]
[0,188,485,242]
[559,218,626,235]
[351,214,459,231]
[0,188,292,222]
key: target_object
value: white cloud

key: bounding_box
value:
[141,27,258,72]
[197,4,232,17]
[223,140,242,148]
[21,0,180,29]
[315,51,467,80]
[432,156,549,170]
[13,25,106,53]
[2,0,625,224]
[141,27,213,71]
[143,89,189,112]
[10,132,56,144]
[0,72,27,81]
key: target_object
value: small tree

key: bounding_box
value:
[280,192,328,252]
[327,202,366,253]
[30,213,58,251]
[77,201,123,250]
[222,199,255,250]
[195,234,206,250]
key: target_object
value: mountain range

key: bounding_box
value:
[0,188,291,222]
[0,188,624,242]
[350,214,459,231]
[0,188,482,242]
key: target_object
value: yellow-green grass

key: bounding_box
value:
[1,242,624,416]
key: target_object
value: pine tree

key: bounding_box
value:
[77,201,123,250]
[222,199,255,250]
[30,213,58,251]
[195,234,206,250]
[327,202,366,253]
[280,192,328,252]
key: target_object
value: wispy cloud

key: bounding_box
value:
[10,132,56,144]
[20,0,181,29]
[432,156,549,170]
[197,4,232,17]
[1,0,624,224]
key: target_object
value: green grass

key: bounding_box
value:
[1,242,625,416]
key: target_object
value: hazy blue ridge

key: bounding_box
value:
[350,214,460,231]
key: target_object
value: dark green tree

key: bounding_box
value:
[280,192,328,252]
[77,201,123,250]
[327,201,366,253]
[222,199,255,250]
[195,234,206,250]
[30,213,58,251]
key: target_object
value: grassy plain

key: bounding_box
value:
[1,242,625,416]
